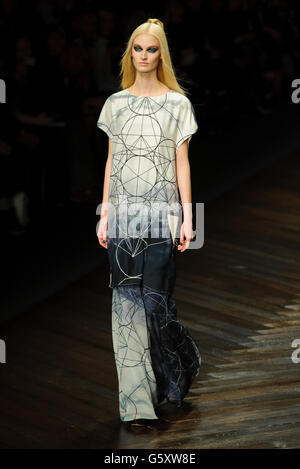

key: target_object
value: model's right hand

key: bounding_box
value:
[97,216,108,249]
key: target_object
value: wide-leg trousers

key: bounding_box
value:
[111,283,201,422]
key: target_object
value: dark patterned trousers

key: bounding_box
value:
[111,284,201,422]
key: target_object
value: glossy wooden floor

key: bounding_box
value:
[1,151,300,449]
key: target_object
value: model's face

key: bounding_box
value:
[131,34,161,73]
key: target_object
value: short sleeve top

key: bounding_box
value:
[97,88,198,215]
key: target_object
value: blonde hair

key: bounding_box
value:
[119,18,188,96]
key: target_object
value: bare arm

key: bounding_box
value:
[176,140,193,222]
[175,140,194,251]
[97,137,112,248]
[101,137,112,216]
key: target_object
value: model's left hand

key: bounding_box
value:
[178,220,194,252]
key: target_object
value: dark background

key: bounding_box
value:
[1,0,300,322]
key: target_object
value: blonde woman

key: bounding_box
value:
[97,18,201,426]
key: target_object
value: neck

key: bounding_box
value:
[130,73,163,95]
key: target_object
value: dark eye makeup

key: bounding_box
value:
[133,46,158,53]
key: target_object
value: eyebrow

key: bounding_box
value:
[133,44,159,48]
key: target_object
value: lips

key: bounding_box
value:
[140,62,148,65]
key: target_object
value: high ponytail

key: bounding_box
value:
[146,18,164,31]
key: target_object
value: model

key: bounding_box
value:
[97,18,201,425]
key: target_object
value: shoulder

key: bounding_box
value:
[170,91,190,100]
[105,89,127,102]
[168,91,193,107]
[99,90,127,117]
